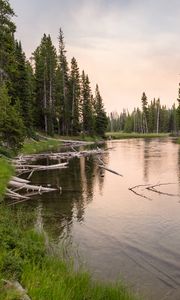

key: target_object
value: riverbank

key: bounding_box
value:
[0,141,139,300]
[106,132,169,140]
[0,205,139,300]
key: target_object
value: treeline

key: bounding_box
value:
[0,0,108,152]
[108,92,180,133]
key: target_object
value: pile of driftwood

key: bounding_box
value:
[6,148,112,204]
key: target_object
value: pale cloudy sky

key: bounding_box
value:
[10,0,180,112]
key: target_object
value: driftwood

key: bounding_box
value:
[9,180,56,193]
[6,147,109,203]
[6,175,57,204]
[6,188,29,200]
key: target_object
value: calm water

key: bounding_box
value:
[16,138,180,299]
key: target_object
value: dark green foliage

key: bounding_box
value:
[13,41,34,133]
[0,206,45,281]
[94,84,108,136]
[69,57,81,135]
[0,84,25,151]
[81,71,94,135]
[0,0,16,83]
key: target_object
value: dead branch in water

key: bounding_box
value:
[146,183,179,197]
[98,165,123,177]
[128,184,152,200]
[129,182,179,200]
[96,156,123,177]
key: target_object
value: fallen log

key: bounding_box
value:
[12,176,30,184]
[13,162,68,170]
[8,180,56,193]
[6,188,29,200]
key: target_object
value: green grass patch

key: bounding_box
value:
[0,158,14,201]
[0,206,140,300]
[106,132,169,140]
[176,138,180,144]
[22,139,62,155]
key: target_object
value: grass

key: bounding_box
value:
[0,158,14,201]
[22,133,103,155]
[106,132,169,140]
[0,205,139,300]
[22,138,62,155]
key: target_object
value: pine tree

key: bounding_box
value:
[34,34,57,135]
[94,84,108,136]
[0,0,16,83]
[81,71,94,135]
[57,28,69,135]
[69,57,81,135]
[141,92,149,133]
[13,41,33,133]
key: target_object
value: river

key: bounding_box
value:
[13,138,180,300]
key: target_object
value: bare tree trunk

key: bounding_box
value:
[156,104,160,134]
[71,82,75,134]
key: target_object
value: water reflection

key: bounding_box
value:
[27,149,107,241]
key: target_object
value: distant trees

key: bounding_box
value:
[108,94,179,134]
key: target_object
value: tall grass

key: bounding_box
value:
[0,206,140,300]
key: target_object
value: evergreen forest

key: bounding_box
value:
[0,0,108,152]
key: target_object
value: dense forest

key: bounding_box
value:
[108,92,180,134]
[0,0,108,152]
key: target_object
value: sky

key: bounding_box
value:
[10,0,180,113]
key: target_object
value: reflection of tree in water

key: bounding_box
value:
[28,152,107,242]
[143,139,151,182]
[97,153,109,194]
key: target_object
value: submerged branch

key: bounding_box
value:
[146,183,179,197]
[128,185,152,201]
